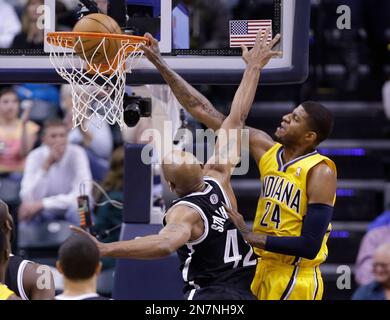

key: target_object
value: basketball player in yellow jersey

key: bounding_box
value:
[224,106,337,299]
[141,33,337,300]
[0,231,19,300]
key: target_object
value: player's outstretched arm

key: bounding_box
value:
[206,29,281,176]
[70,205,201,259]
[225,162,337,260]
[141,33,224,131]
[141,33,276,164]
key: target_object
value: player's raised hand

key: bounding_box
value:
[70,225,107,255]
[241,28,282,69]
[222,203,250,237]
[141,32,162,62]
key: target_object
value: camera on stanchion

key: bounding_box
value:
[123,94,152,127]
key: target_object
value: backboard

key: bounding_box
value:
[0,0,311,84]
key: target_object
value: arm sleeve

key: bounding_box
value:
[265,203,333,260]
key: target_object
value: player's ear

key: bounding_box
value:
[5,219,12,233]
[169,182,175,192]
[95,262,102,276]
[305,131,317,145]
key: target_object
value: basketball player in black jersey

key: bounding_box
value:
[55,234,110,300]
[0,200,55,300]
[72,29,282,300]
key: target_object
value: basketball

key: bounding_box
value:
[73,13,122,65]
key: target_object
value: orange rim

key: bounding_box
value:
[47,31,149,52]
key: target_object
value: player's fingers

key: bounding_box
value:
[261,28,271,47]
[70,225,94,238]
[144,32,158,46]
[269,50,283,58]
[269,33,281,49]
[254,29,265,49]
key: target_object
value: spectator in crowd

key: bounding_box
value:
[355,210,390,286]
[0,229,20,300]
[0,0,22,48]
[352,243,390,300]
[0,88,39,175]
[18,119,92,225]
[55,233,110,300]
[0,88,39,204]
[60,85,113,181]
[12,0,45,50]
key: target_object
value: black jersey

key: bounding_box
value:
[164,176,257,295]
[5,255,32,300]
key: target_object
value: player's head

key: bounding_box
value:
[0,229,11,282]
[0,88,19,121]
[275,101,333,148]
[57,234,101,282]
[162,150,204,197]
[373,243,390,285]
[0,200,14,243]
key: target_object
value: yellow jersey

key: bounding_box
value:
[0,283,14,300]
[253,143,337,267]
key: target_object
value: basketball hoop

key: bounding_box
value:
[47,31,149,131]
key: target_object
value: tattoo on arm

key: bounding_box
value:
[153,58,225,130]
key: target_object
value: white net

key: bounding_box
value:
[47,33,147,131]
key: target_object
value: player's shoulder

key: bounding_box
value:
[310,160,337,180]
[166,201,203,221]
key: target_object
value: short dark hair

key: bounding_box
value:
[43,118,66,132]
[0,88,18,101]
[58,234,100,280]
[301,101,333,145]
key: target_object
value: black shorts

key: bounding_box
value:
[184,286,257,300]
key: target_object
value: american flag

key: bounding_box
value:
[229,20,273,48]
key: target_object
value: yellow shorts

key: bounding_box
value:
[251,259,323,300]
